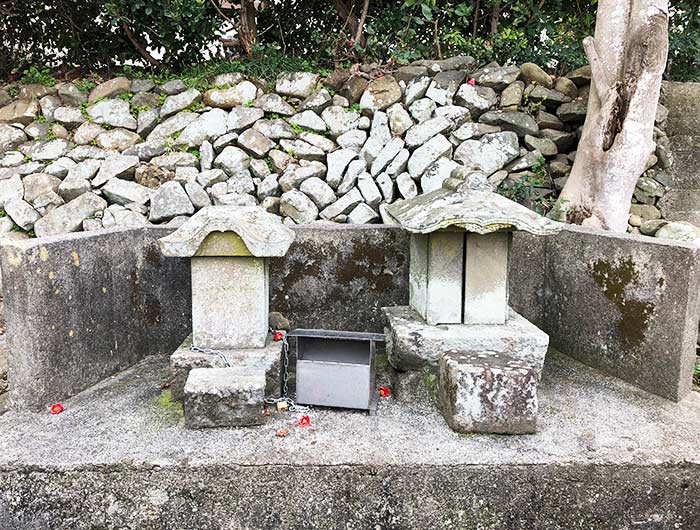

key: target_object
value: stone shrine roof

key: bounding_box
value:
[386,171,563,236]
[159,206,295,258]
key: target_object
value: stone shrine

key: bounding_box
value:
[384,169,561,434]
[159,206,295,428]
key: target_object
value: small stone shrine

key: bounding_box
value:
[159,206,295,429]
[383,169,561,434]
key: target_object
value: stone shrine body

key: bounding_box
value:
[383,170,561,434]
[159,206,295,429]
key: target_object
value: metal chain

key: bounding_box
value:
[189,331,310,413]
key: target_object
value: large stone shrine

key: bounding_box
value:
[383,169,561,434]
[159,206,295,428]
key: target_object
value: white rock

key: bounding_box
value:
[404,76,431,106]
[300,177,336,209]
[228,107,265,132]
[149,181,194,222]
[356,175,382,207]
[177,109,229,147]
[237,128,275,158]
[276,72,320,98]
[160,89,201,119]
[453,131,520,176]
[289,110,326,133]
[409,98,437,123]
[405,117,452,149]
[371,137,405,176]
[421,157,462,193]
[375,173,395,203]
[280,190,319,223]
[320,188,363,220]
[385,149,410,177]
[336,130,367,151]
[321,106,360,137]
[102,178,153,206]
[87,99,137,130]
[215,146,251,176]
[407,134,452,178]
[33,192,107,237]
[326,149,358,189]
[387,103,414,137]
[369,111,391,146]
[5,199,40,230]
[396,172,418,199]
[347,202,380,224]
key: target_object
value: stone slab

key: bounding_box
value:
[170,334,282,402]
[384,306,549,374]
[0,351,699,528]
[184,367,267,428]
[269,225,409,333]
[0,228,191,411]
[191,256,268,349]
[510,225,700,402]
[464,232,509,324]
[438,350,538,434]
[661,81,700,137]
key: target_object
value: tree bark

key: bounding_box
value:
[550,0,669,232]
[330,0,369,47]
[239,0,258,55]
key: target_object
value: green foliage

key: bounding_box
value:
[20,66,57,87]
[694,358,700,388]
[74,78,97,93]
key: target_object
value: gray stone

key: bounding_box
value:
[299,89,333,114]
[472,65,521,90]
[500,81,525,109]
[102,178,153,206]
[420,157,461,194]
[557,100,588,122]
[21,139,72,161]
[122,140,166,161]
[157,80,187,95]
[176,109,229,147]
[256,174,280,200]
[321,106,360,137]
[86,99,137,130]
[160,89,201,119]
[58,175,92,202]
[53,106,86,127]
[200,141,215,171]
[280,190,319,223]
[336,129,367,151]
[185,181,212,210]
[377,174,396,203]
[278,139,324,161]
[541,129,577,151]
[404,76,431,106]
[89,77,130,102]
[360,76,402,112]
[525,135,558,156]
[405,117,452,148]
[204,82,258,109]
[425,71,466,106]
[287,110,325,133]
[385,149,409,177]
[654,221,700,244]
[23,173,61,203]
[149,182,194,222]
[299,177,336,209]
[356,175,382,207]
[347,203,379,224]
[213,132,240,153]
[536,109,564,130]
[439,350,539,434]
[386,103,413,137]
[146,112,199,143]
[32,190,64,215]
[566,64,592,85]
[228,107,265,132]
[212,73,245,87]
[93,155,140,186]
[279,162,326,192]
[0,124,27,152]
[326,148,358,188]
[297,131,336,152]
[482,111,539,137]
[33,192,107,237]
[369,111,391,145]
[213,192,256,207]
[276,72,320,98]
[215,146,251,176]
[237,128,274,158]
[255,93,295,116]
[519,62,553,88]
[0,99,40,125]
[4,199,40,230]
[554,77,578,98]
[449,122,501,145]
[57,82,88,106]
[96,128,142,151]
[320,188,363,220]
[25,121,50,140]
[408,98,437,123]
[371,137,404,177]
[183,367,267,429]
[130,79,155,93]
[407,134,452,178]
[73,122,106,145]
[396,172,418,199]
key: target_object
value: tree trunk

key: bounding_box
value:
[550,0,669,232]
[239,0,257,55]
[330,0,369,47]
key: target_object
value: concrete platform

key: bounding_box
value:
[1,350,699,529]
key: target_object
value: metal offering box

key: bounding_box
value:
[289,329,385,413]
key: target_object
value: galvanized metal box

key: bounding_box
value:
[290,329,384,412]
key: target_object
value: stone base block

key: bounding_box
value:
[384,306,549,374]
[438,351,538,434]
[184,368,267,429]
[170,335,282,402]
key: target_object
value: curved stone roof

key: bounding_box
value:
[159,206,295,258]
[385,188,563,236]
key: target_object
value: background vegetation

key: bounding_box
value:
[0,0,698,82]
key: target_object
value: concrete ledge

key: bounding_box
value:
[0,350,699,529]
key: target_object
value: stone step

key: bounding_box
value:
[438,350,538,434]
[169,334,282,402]
[184,367,267,429]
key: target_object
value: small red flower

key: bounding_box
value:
[378,386,391,398]
[273,331,285,342]
[467,79,476,86]
[347,40,355,48]
[297,415,311,427]
[50,403,64,415]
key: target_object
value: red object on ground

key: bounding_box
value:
[297,415,311,427]
[378,386,391,398]
[50,403,64,415]
[273,331,285,342]
[467,78,476,86]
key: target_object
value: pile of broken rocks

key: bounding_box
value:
[0,55,673,239]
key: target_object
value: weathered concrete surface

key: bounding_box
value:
[511,225,700,402]
[0,351,699,529]
[270,225,409,332]
[0,228,191,411]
